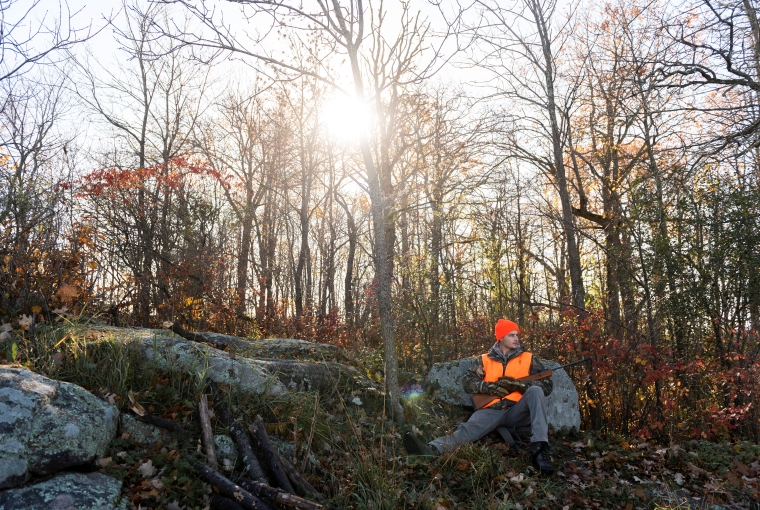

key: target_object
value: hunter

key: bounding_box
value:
[403,319,554,474]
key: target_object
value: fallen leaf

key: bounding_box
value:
[510,473,525,485]
[732,460,750,477]
[674,473,685,486]
[51,352,63,368]
[138,459,156,478]
[128,390,146,416]
[725,471,742,487]
[456,460,470,472]
[98,457,112,467]
[55,284,79,301]
[18,315,33,330]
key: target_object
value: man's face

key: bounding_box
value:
[499,330,520,351]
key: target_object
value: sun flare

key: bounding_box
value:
[321,94,373,142]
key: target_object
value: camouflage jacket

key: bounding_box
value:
[462,344,553,411]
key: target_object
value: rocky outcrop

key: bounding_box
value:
[0,472,125,510]
[424,357,582,432]
[170,322,353,363]
[239,338,354,364]
[138,333,289,396]
[0,367,119,490]
[82,325,379,396]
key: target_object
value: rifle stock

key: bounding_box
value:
[470,357,591,410]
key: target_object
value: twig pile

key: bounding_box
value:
[136,380,329,510]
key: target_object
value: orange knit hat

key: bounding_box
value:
[494,319,519,340]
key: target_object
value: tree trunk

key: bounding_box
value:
[347,45,404,421]
[530,0,585,312]
[336,193,356,326]
[236,207,254,317]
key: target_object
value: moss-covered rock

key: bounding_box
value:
[0,472,125,510]
[79,325,378,397]
[0,367,119,489]
[239,338,354,364]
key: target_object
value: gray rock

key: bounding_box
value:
[214,434,237,471]
[255,358,378,393]
[0,367,119,490]
[117,327,288,396]
[120,414,172,445]
[541,360,582,433]
[82,326,378,396]
[424,357,581,432]
[239,338,354,364]
[0,471,125,510]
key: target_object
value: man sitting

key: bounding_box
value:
[403,319,554,474]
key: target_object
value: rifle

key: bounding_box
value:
[471,356,591,410]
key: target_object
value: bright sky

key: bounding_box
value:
[31,0,479,90]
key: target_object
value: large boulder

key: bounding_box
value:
[82,326,378,396]
[424,357,581,432]
[239,338,355,364]
[138,333,289,396]
[0,472,125,510]
[0,367,119,489]
[170,323,354,363]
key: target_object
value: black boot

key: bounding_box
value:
[529,441,554,474]
[403,432,438,457]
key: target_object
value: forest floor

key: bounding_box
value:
[3,324,760,509]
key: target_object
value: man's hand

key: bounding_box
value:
[497,376,528,394]
[492,386,511,397]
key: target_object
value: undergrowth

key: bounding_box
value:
[1,323,759,509]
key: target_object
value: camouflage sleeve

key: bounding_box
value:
[462,356,498,394]
[527,356,553,397]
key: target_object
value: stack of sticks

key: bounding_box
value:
[138,380,330,510]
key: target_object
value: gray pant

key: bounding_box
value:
[429,385,548,454]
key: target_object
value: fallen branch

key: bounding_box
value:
[237,477,323,510]
[209,381,269,484]
[199,393,218,470]
[211,494,246,510]
[170,321,253,350]
[136,412,192,447]
[249,416,295,493]
[169,322,214,349]
[199,465,275,510]
[275,451,327,505]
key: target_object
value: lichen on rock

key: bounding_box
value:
[0,471,125,510]
[0,367,119,489]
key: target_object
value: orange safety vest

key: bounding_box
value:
[480,351,533,409]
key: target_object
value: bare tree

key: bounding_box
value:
[153,0,452,419]
[0,0,95,82]
[0,71,75,316]
[73,1,211,325]
[659,0,760,149]
[468,0,586,313]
